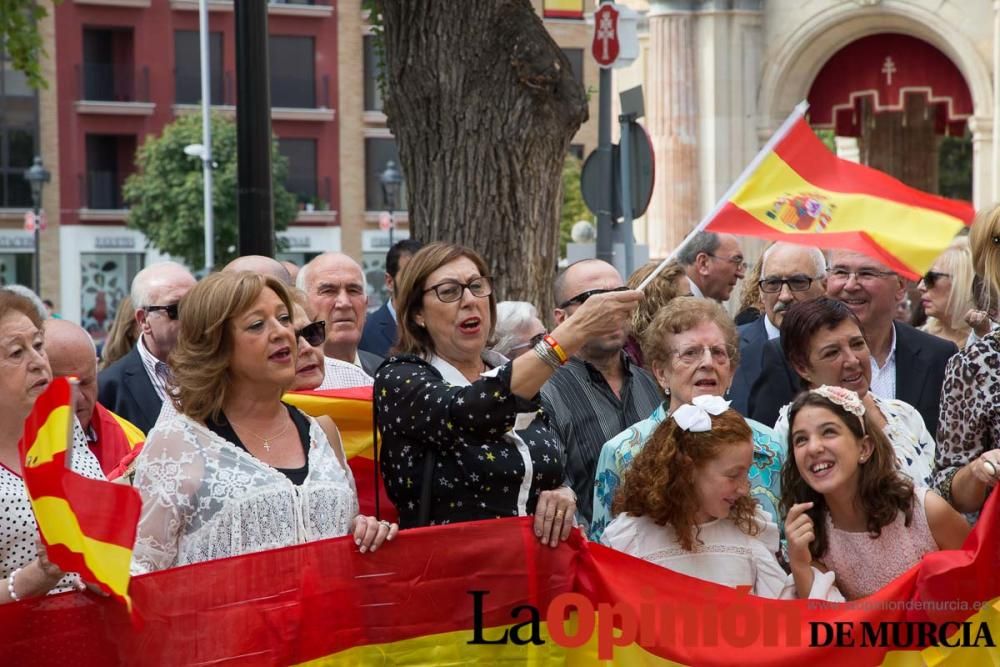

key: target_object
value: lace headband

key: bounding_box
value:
[671,395,730,432]
[811,385,866,434]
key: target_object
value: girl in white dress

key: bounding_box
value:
[601,396,841,600]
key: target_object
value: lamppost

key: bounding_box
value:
[184,142,214,274]
[379,160,402,248]
[24,156,50,294]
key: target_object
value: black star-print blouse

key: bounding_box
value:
[374,354,566,528]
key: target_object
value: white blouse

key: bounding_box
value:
[131,412,359,574]
[1,420,105,594]
[601,509,842,600]
[773,394,935,487]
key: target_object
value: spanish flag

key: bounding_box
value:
[543,0,584,19]
[18,377,140,608]
[703,102,974,280]
[283,387,398,522]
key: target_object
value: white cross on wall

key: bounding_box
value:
[881,56,896,85]
[597,14,615,60]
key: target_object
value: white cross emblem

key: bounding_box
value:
[597,13,616,61]
[881,56,896,86]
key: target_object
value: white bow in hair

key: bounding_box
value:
[671,395,731,432]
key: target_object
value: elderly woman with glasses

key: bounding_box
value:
[493,301,547,360]
[373,242,641,545]
[590,298,785,543]
[918,236,988,350]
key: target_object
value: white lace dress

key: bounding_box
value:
[131,412,359,574]
[1,420,105,594]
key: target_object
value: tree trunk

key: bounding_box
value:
[379,0,589,316]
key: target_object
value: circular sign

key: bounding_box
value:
[378,211,394,231]
[23,211,35,232]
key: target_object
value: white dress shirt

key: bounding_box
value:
[869,324,898,400]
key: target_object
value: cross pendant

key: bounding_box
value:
[263,440,271,452]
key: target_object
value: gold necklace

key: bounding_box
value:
[232,417,291,452]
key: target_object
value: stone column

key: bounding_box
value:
[969,116,994,209]
[645,3,699,258]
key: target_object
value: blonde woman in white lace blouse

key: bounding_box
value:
[131,272,397,574]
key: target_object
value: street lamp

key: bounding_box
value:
[24,156,50,294]
[184,142,214,274]
[379,160,402,247]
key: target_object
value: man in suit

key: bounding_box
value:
[730,243,826,415]
[98,261,196,433]
[748,249,957,435]
[676,231,747,302]
[298,252,382,381]
[360,239,423,357]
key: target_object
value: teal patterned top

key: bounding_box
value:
[589,403,786,543]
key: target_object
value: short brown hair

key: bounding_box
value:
[613,408,758,551]
[626,261,688,343]
[170,271,294,422]
[779,297,863,383]
[780,390,914,561]
[0,290,44,330]
[641,298,738,373]
[394,242,497,358]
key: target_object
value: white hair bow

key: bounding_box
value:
[671,395,731,432]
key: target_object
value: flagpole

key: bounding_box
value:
[637,100,811,291]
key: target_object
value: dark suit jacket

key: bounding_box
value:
[729,317,771,417]
[359,349,384,378]
[97,344,163,435]
[747,322,957,436]
[360,304,397,358]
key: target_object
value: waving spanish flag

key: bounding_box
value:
[18,377,140,608]
[283,386,398,522]
[701,101,974,280]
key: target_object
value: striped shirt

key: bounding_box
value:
[135,334,170,403]
[540,354,662,526]
[318,356,374,390]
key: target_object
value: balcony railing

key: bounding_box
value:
[77,64,149,102]
[271,74,330,110]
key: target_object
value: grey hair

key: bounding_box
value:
[297,253,368,294]
[493,301,539,357]
[130,261,194,308]
[676,232,721,266]
[2,285,48,320]
[761,242,827,277]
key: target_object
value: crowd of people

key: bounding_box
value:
[2,203,999,605]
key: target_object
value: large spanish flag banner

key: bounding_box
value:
[18,378,141,609]
[701,101,974,280]
[1,491,997,665]
[283,387,398,522]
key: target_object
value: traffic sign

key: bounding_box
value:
[378,211,394,231]
[592,2,620,69]
[23,211,34,232]
[580,123,655,220]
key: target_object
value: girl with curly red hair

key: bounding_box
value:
[601,396,841,599]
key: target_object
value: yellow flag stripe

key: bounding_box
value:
[30,495,132,598]
[24,404,73,467]
[109,413,145,448]
[730,151,965,274]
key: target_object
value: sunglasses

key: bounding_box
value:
[295,320,326,347]
[557,285,628,310]
[145,303,179,320]
[922,271,951,289]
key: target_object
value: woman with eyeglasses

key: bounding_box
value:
[373,242,641,544]
[130,272,397,574]
[771,297,935,488]
[917,236,986,350]
[493,301,547,360]
[590,298,785,544]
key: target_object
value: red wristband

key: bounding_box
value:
[543,334,568,364]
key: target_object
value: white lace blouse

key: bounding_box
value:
[131,412,359,574]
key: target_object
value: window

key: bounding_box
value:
[83,28,138,101]
[363,35,384,112]
[174,31,224,105]
[544,0,584,19]
[0,254,33,287]
[270,36,315,108]
[277,138,318,204]
[562,48,584,88]
[0,47,37,208]
[81,253,145,342]
[365,138,407,211]
[85,135,137,209]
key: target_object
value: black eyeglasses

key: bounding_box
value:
[295,320,326,347]
[509,332,547,353]
[557,285,628,309]
[758,275,818,294]
[922,271,952,289]
[423,276,493,303]
[145,303,179,320]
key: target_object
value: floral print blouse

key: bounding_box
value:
[374,352,565,528]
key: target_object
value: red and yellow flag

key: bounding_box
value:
[703,102,974,280]
[283,387,398,522]
[18,377,141,608]
[543,0,584,19]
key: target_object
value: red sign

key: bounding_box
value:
[24,211,34,232]
[378,211,394,231]
[592,2,620,68]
